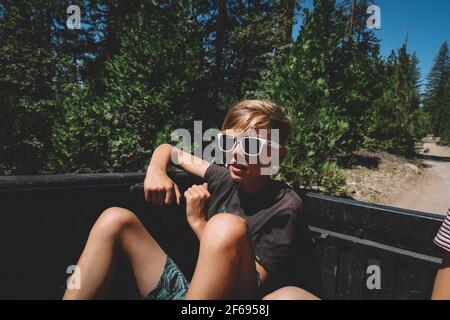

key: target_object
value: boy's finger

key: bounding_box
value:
[157,191,165,206]
[193,185,208,197]
[151,192,158,205]
[174,184,181,205]
[165,188,173,205]
[200,183,210,197]
[190,185,203,197]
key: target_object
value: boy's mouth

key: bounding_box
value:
[230,163,248,175]
[230,163,247,169]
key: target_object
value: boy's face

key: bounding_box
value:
[222,128,287,184]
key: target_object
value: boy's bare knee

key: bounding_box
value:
[207,213,248,237]
[262,286,320,300]
[93,207,139,238]
[203,213,249,250]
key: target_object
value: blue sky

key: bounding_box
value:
[293,0,450,90]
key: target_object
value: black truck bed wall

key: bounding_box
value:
[0,171,445,300]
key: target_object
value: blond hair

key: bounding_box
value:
[221,100,291,145]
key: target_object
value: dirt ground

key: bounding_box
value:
[344,137,450,215]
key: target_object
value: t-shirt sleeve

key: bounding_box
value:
[434,209,450,252]
[254,208,299,275]
[203,164,229,194]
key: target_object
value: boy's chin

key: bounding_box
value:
[229,168,247,183]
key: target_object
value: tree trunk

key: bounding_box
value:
[212,0,226,111]
[280,0,296,49]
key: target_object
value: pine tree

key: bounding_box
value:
[256,0,349,191]
[440,82,450,144]
[367,46,424,156]
[194,0,301,125]
[50,0,205,173]
[425,41,450,137]
[0,0,59,174]
[337,0,383,154]
[410,53,422,92]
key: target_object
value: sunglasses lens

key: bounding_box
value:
[242,137,262,156]
[218,135,236,152]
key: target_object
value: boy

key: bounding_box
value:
[63,100,317,300]
[432,209,450,300]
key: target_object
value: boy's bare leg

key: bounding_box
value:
[262,286,320,300]
[63,207,167,300]
[432,253,450,300]
[185,214,257,300]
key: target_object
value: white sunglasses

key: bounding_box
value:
[216,132,281,156]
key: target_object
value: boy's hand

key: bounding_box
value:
[184,183,209,234]
[144,168,181,205]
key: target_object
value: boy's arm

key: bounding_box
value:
[432,253,450,300]
[170,144,211,178]
[144,143,210,205]
[256,262,269,283]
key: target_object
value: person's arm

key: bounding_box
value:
[256,262,269,283]
[183,181,270,281]
[432,253,450,300]
[184,183,210,239]
[149,143,210,178]
[144,143,210,205]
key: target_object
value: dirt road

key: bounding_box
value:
[393,141,450,215]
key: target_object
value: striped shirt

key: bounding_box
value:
[434,209,450,252]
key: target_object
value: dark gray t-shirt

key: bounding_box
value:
[204,164,303,276]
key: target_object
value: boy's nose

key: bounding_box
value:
[232,143,247,164]
[232,143,240,155]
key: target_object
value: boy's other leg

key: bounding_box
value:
[432,253,450,300]
[262,286,320,300]
[63,207,167,300]
[185,213,257,300]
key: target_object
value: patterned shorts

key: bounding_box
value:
[143,257,262,300]
[143,257,189,300]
